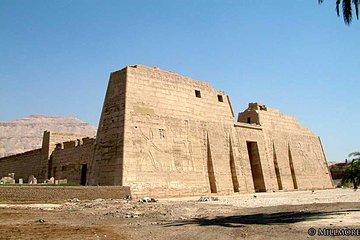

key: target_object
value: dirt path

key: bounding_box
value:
[0,189,359,240]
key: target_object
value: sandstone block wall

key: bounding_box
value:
[122,66,235,196]
[40,131,96,181]
[50,137,95,184]
[0,186,130,203]
[232,123,278,193]
[0,131,96,184]
[238,103,333,191]
[0,148,44,182]
[89,68,127,186]
[42,131,94,159]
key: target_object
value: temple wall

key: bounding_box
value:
[89,65,333,196]
[238,104,333,191]
[0,131,96,184]
[50,137,95,184]
[121,65,235,196]
[232,124,278,193]
[88,68,127,185]
[0,148,44,182]
[40,131,94,181]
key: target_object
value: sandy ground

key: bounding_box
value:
[0,188,359,240]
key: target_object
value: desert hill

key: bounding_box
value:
[0,115,97,158]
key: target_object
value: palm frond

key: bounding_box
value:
[349,152,360,158]
[353,0,359,19]
[320,0,358,24]
[341,158,360,188]
[343,0,353,24]
[337,0,341,16]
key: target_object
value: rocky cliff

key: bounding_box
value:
[0,115,97,158]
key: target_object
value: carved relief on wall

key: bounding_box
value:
[130,113,195,173]
[294,137,326,174]
[131,123,162,172]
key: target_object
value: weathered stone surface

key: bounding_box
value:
[50,137,95,184]
[89,65,333,196]
[238,103,334,191]
[0,186,131,202]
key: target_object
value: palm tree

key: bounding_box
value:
[348,152,360,160]
[319,0,359,25]
[341,152,360,189]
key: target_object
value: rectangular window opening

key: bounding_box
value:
[195,90,201,98]
[217,95,223,102]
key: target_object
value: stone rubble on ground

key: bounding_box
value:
[198,196,219,202]
[138,197,158,203]
[67,198,80,203]
[28,175,37,184]
[0,172,69,185]
[44,177,55,184]
[0,173,16,184]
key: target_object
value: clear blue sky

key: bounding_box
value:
[0,0,359,162]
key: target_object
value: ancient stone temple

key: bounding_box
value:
[0,65,334,196]
[88,65,333,196]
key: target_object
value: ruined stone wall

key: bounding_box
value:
[42,131,94,159]
[50,137,95,184]
[40,131,96,181]
[0,131,96,183]
[0,148,44,182]
[238,103,333,191]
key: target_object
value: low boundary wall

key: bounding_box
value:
[0,186,131,203]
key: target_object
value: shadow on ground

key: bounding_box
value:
[165,209,360,228]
